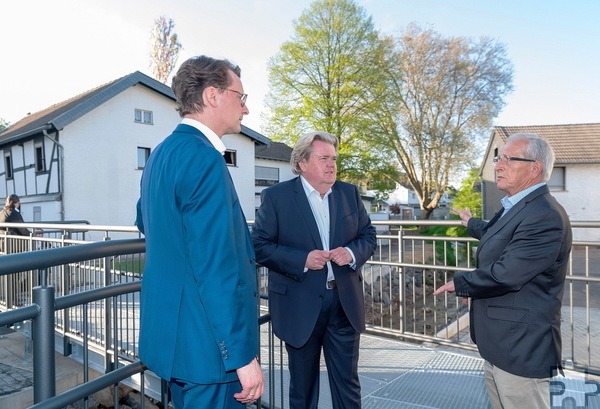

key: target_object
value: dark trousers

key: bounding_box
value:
[169,378,244,409]
[285,287,361,409]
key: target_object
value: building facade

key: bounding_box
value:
[0,71,269,229]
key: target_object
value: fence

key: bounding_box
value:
[0,220,599,408]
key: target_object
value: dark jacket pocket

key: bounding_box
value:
[487,305,529,322]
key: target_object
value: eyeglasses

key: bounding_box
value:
[224,88,248,107]
[493,154,536,164]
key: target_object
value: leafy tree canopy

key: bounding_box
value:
[0,118,9,133]
[264,0,396,188]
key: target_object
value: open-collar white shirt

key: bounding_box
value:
[181,118,226,155]
[300,175,335,283]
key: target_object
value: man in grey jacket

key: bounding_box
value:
[434,133,572,409]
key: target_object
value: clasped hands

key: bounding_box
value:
[305,248,351,270]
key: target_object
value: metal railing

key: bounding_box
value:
[0,238,150,407]
[0,220,599,408]
[0,237,273,409]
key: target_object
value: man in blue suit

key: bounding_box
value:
[136,55,264,409]
[252,131,377,409]
[434,133,572,409]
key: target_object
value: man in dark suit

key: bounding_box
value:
[135,56,263,409]
[252,131,377,409]
[434,132,572,409]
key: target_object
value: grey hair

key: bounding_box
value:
[506,133,555,181]
[290,131,339,175]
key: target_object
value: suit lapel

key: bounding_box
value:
[481,208,504,236]
[293,178,324,249]
[479,185,550,245]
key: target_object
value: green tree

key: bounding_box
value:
[0,118,9,132]
[264,0,397,189]
[149,16,183,84]
[371,24,513,219]
[451,168,482,219]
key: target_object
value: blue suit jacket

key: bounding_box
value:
[252,177,377,348]
[454,185,572,378]
[136,124,258,384]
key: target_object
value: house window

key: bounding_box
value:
[548,167,565,191]
[35,144,46,172]
[134,109,153,124]
[4,152,13,179]
[137,147,151,169]
[224,150,237,166]
[255,166,279,186]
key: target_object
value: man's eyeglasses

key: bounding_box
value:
[493,154,536,164]
[224,88,248,107]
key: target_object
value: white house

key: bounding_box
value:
[480,123,600,241]
[0,71,270,228]
[370,182,450,220]
[254,141,294,216]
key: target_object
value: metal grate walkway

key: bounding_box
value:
[261,332,600,409]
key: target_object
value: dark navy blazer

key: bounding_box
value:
[252,176,377,348]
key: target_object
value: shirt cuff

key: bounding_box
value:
[345,247,357,269]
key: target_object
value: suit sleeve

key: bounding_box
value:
[343,185,377,268]
[467,218,487,240]
[252,188,310,281]
[454,208,567,298]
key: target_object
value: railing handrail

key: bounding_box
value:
[0,222,139,233]
[2,218,599,231]
[0,238,145,276]
[55,281,142,311]
[27,361,147,409]
[0,282,143,328]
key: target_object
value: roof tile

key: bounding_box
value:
[494,123,600,164]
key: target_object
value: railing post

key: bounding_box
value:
[398,228,406,334]
[103,236,114,372]
[61,233,72,357]
[32,269,56,403]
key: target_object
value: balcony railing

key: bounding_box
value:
[0,219,599,408]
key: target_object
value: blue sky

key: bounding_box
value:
[2,0,599,134]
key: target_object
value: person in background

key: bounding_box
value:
[0,194,30,236]
[252,131,377,409]
[135,55,264,409]
[434,133,572,409]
